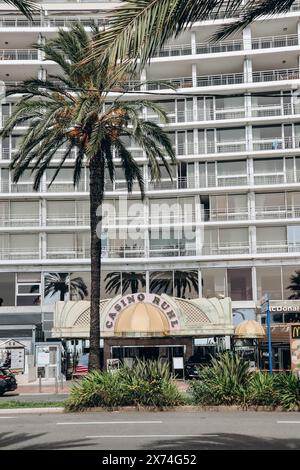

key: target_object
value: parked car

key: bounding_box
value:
[0,367,17,396]
[184,362,200,380]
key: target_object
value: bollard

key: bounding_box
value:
[38,375,42,393]
[60,374,64,391]
[55,375,58,394]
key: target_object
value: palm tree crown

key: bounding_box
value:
[88,0,296,68]
[1,23,175,370]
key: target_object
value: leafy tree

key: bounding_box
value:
[1,24,175,370]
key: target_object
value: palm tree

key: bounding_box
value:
[88,0,296,68]
[150,270,198,298]
[4,1,38,18]
[1,24,175,370]
[287,271,300,299]
[43,273,88,302]
[105,271,146,295]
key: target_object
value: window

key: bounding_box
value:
[0,273,15,306]
[227,268,252,301]
[16,272,41,306]
[121,271,146,295]
[202,268,226,298]
[174,270,199,299]
[283,266,300,300]
[256,267,282,301]
[150,271,173,295]
[70,272,90,301]
[44,272,70,304]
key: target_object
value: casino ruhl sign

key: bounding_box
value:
[104,293,180,331]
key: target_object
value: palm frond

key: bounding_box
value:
[4,0,39,19]
[213,0,295,40]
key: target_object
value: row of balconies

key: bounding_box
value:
[2,136,300,162]
[1,205,300,227]
[1,171,300,194]
[1,241,300,260]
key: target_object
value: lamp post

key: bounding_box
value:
[261,294,273,374]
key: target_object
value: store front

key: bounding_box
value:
[52,293,233,369]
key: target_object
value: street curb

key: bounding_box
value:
[0,407,64,415]
[74,405,300,413]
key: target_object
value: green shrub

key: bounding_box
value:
[65,370,125,411]
[65,359,184,411]
[190,352,250,406]
[248,372,279,407]
[274,372,300,411]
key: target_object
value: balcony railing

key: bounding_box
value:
[0,248,40,259]
[149,244,196,257]
[251,34,298,49]
[202,243,250,255]
[252,68,299,83]
[256,242,300,254]
[255,206,300,219]
[204,208,249,222]
[0,16,109,28]
[0,49,38,60]
[46,215,90,226]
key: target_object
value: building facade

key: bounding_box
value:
[0,1,300,361]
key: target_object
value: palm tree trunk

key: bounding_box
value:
[88,152,103,371]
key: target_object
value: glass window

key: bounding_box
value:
[44,272,70,304]
[202,268,226,298]
[256,267,282,301]
[102,271,121,298]
[150,271,173,295]
[174,270,199,299]
[70,272,90,300]
[121,271,146,295]
[218,160,246,175]
[287,225,300,244]
[256,226,286,243]
[227,268,252,301]
[0,273,15,306]
[254,158,283,173]
[283,267,300,300]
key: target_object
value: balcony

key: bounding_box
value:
[0,248,40,259]
[205,208,249,222]
[252,136,300,151]
[252,68,299,83]
[255,206,300,220]
[0,16,109,28]
[0,49,38,60]
[202,243,250,255]
[46,214,90,226]
[46,247,90,259]
[256,242,300,254]
[251,34,298,50]
[149,244,196,257]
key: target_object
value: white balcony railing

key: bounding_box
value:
[0,49,38,60]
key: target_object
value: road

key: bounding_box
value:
[0,411,300,450]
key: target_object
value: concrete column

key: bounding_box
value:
[248,191,256,221]
[248,157,254,186]
[252,266,258,302]
[191,31,196,55]
[243,26,252,50]
[244,57,252,83]
[249,225,256,255]
[192,64,197,87]
[140,68,147,92]
[40,232,47,259]
[245,93,252,118]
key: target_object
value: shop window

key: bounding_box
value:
[227,268,252,301]
[0,273,15,306]
[16,272,41,306]
[102,271,121,298]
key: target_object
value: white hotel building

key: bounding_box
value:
[0,1,300,368]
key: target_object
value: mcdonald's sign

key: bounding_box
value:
[291,325,300,339]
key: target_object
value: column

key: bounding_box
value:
[192,64,197,88]
[243,25,252,50]
[191,31,196,55]
[244,57,252,83]
[248,191,256,221]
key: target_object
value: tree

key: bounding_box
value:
[150,270,198,298]
[43,273,88,302]
[88,0,296,68]
[287,271,300,299]
[4,1,38,18]
[1,24,175,371]
[105,271,146,295]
